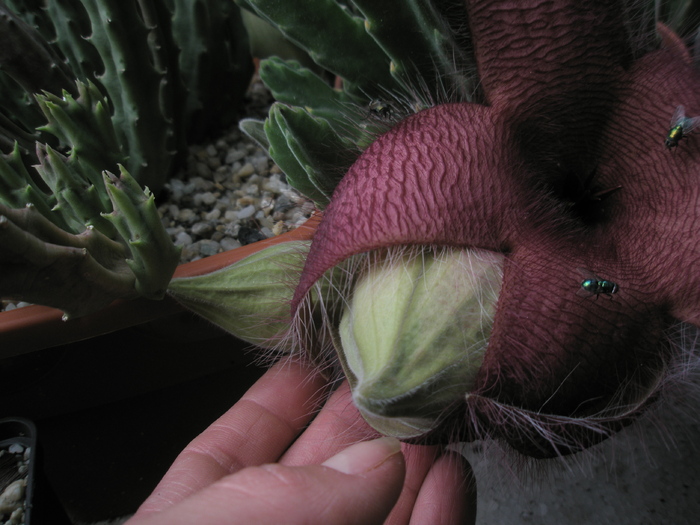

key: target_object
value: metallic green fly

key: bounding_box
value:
[367,99,394,119]
[577,268,618,298]
[665,105,700,149]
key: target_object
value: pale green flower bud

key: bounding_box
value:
[337,248,503,438]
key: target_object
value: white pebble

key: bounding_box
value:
[194,191,218,206]
[174,232,193,246]
[272,221,286,236]
[263,175,286,193]
[192,177,213,191]
[198,240,221,257]
[8,505,24,524]
[204,209,221,221]
[245,183,259,196]
[220,237,242,251]
[237,205,256,219]
[177,208,196,222]
[0,479,26,513]
[236,162,255,178]
[191,222,214,236]
[226,148,246,164]
[196,162,211,178]
[168,179,185,201]
[166,226,185,237]
[252,155,269,173]
[180,244,200,261]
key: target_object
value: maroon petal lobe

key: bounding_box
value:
[468,0,632,108]
[465,45,700,456]
[475,240,671,420]
[594,49,700,322]
[467,0,634,174]
[292,103,521,311]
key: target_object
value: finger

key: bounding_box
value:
[127,437,406,525]
[133,357,327,516]
[278,380,465,525]
[280,380,380,466]
[409,450,477,525]
[384,444,441,525]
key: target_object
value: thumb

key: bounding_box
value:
[130,437,406,525]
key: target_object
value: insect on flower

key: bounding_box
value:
[665,105,700,149]
[577,268,619,298]
[367,99,394,119]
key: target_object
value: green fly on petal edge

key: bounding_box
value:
[577,268,619,298]
[665,105,700,149]
[367,99,395,120]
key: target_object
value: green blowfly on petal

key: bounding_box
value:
[336,247,503,439]
[665,104,700,149]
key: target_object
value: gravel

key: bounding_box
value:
[157,78,314,264]
[0,444,30,524]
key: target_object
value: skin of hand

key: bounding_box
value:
[125,357,477,525]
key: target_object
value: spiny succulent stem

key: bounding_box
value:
[0,203,137,317]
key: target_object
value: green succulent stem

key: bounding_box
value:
[0,142,59,227]
[35,144,115,237]
[0,202,136,319]
[0,0,252,318]
[239,1,478,210]
[103,167,181,300]
[36,82,123,183]
[236,0,396,96]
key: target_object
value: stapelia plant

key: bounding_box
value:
[0,0,252,189]
[205,0,700,459]
[0,0,252,317]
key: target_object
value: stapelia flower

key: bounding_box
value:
[292,1,700,457]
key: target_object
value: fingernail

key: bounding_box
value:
[322,437,402,475]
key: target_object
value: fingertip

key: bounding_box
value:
[409,450,477,525]
[446,450,477,524]
[322,437,404,475]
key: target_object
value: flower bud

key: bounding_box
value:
[338,247,503,438]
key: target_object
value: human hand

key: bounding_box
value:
[125,357,476,525]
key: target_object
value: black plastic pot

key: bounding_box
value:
[0,418,35,523]
[0,417,70,524]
